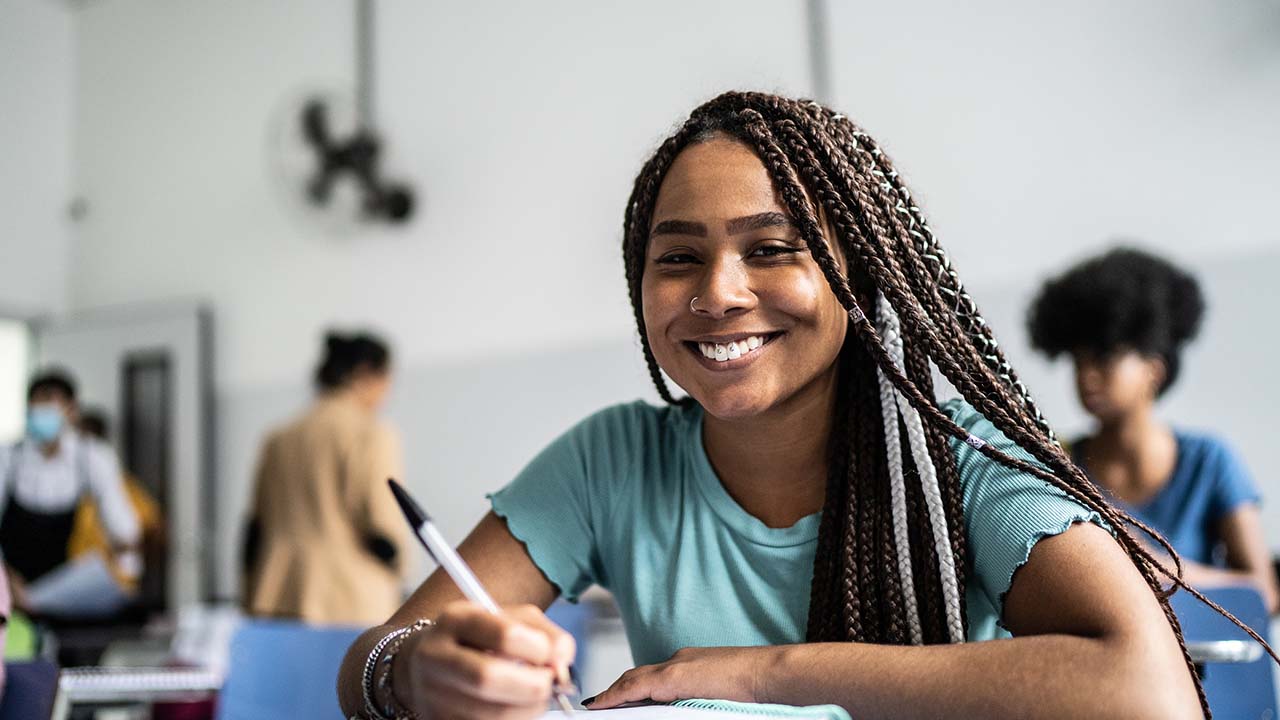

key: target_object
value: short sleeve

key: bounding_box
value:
[946,400,1108,624]
[82,439,141,546]
[1207,438,1261,521]
[488,403,646,602]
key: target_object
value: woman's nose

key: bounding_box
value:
[693,258,756,319]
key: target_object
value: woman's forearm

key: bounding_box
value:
[337,623,397,716]
[1153,554,1279,613]
[763,633,1200,720]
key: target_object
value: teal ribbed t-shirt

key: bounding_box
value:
[489,398,1103,666]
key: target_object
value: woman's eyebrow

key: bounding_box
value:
[725,212,793,234]
[650,219,706,238]
[650,212,793,239]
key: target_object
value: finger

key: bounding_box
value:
[506,604,578,668]
[430,641,555,706]
[440,604,555,665]
[411,678,545,720]
[586,666,672,709]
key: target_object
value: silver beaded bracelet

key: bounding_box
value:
[359,625,408,720]
[376,619,434,719]
[356,619,434,720]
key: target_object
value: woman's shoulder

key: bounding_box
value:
[557,399,693,457]
[938,396,1019,455]
[1173,428,1237,461]
[1172,428,1254,486]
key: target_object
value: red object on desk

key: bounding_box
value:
[152,698,216,720]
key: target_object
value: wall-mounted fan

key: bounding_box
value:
[274,0,414,226]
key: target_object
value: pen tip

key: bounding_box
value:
[387,478,430,524]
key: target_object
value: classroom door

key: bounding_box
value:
[35,301,213,611]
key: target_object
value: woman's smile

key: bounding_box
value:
[683,331,784,370]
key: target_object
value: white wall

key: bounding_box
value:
[68,0,813,597]
[823,0,1280,522]
[70,0,812,389]
[56,0,1280,602]
[825,1,1280,282]
[0,0,74,317]
[0,320,32,444]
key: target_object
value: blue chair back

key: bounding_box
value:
[0,660,59,720]
[215,620,363,720]
[1171,586,1277,720]
[544,599,594,678]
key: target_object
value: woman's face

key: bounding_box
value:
[1072,348,1165,423]
[640,136,848,420]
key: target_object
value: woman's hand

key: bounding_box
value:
[585,646,780,709]
[392,601,576,720]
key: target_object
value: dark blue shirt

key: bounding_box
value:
[1072,431,1260,565]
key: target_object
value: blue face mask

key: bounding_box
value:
[26,404,65,443]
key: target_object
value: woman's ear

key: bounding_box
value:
[1144,355,1168,398]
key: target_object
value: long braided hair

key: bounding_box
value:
[621,91,1275,716]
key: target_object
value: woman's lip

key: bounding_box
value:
[685,331,780,343]
[682,332,782,371]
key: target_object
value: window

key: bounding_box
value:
[0,319,32,443]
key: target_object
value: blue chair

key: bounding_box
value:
[215,620,363,720]
[545,599,594,679]
[1171,586,1277,720]
[0,660,59,720]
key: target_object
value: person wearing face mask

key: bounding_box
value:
[0,370,142,610]
[241,331,408,625]
[1027,247,1277,613]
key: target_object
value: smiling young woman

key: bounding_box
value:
[337,92,1263,720]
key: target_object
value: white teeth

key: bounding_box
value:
[696,334,772,363]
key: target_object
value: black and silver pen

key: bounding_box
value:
[388,478,577,715]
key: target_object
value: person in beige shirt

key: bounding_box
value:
[242,331,409,625]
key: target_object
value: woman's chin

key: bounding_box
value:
[689,388,777,421]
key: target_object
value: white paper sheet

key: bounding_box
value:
[540,707,789,719]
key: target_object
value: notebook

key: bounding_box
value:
[538,699,852,719]
[58,666,222,702]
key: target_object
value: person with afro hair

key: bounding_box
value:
[1028,246,1277,612]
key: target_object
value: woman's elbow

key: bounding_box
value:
[1104,631,1203,720]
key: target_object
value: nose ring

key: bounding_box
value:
[690,296,702,314]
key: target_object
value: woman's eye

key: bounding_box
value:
[751,245,803,258]
[656,253,698,265]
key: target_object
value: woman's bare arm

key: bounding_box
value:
[591,523,1203,719]
[1217,505,1278,612]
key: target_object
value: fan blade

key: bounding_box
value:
[302,100,331,148]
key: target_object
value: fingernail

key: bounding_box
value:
[581,694,597,707]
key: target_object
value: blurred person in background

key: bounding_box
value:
[242,331,409,625]
[69,410,165,602]
[1028,246,1278,612]
[0,370,142,616]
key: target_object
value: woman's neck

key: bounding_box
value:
[324,386,373,414]
[701,373,836,529]
[1087,405,1177,501]
[1093,405,1167,456]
